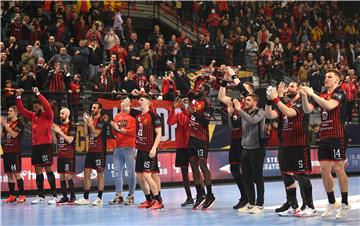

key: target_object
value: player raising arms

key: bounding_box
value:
[1,106,25,203]
[300,69,351,219]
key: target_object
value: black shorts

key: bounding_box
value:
[278,146,312,174]
[84,152,105,171]
[175,148,189,167]
[187,137,209,159]
[3,152,21,173]
[318,138,347,161]
[135,150,159,173]
[32,144,54,166]
[58,157,76,173]
[229,139,242,165]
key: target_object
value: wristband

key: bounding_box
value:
[219,79,228,87]
[266,99,273,106]
[231,75,237,80]
[36,92,40,96]
[273,97,280,104]
[16,96,21,99]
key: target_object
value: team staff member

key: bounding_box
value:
[217,67,254,209]
[16,87,58,204]
[125,95,164,210]
[265,82,316,217]
[109,96,136,205]
[1,106,25,203]
[300,69,351,219]
[233,94,266,214]
[52,108,77,205]
[168,97,194,207]
[75,103,106,206]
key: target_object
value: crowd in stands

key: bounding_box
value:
[1,1,360,124]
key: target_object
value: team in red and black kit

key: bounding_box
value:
[167,97,193,206]
[265,82,315,217]
[16,87,58,204]
[52,108,77,204]
[301,69,351,219]
[75,102,107,206]
[1,106,25,203]
[217,67,253,210]
[128,95,164,210]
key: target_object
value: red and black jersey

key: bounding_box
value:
[49,71,65,91]
[88,117,105,153]
[2,119,23,153]
[57,122,76,158]
[312,87,346,139]
[189,98,212,142]
[131,109,162,152]
[136,74,148,89]
[276,97,309,146]
[230,111,242,140]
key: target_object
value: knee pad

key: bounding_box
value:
[282,174,295,187]
[295,174,312,188]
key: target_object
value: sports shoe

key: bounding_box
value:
[181,197,194,207]
[17,195,26,203]
[108,195,123,205]
[238,203,252,213]
[278,208,295,217]
[56,197,69,205]
[31,196,46,204]
[123,195,135,205]
[68,197,76,205]
[336,203,351,219]
[92,197,103,206]
[321,203,340,218]
[149,200,164,210]
[48,197,58,205]
[192,195,206,210]
[137,200,154,208]
[249,205,264,214]
[74,198,90,205]
[3,195,17,203]
[202,194,216,210]
[233,199,247,209]
[275,202,290,213]
[300,207,317,217]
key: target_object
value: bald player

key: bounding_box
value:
[52,108,77,204]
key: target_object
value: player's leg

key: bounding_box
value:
[4,172,17,203]
[44,165,58,203]
[65,173,76,203]
[14,172,25,203]
[334,161,351,219]
[123,148,136,205]
[110,148,125,205]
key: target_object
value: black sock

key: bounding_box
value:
[341,192,348,205]
[60,180,67,198]
[67,179,75,199]
[98,191,103,199]
[286,188,298,209]
[154,195,161,202]
[195,184,203,196]
[327,192,336,204]
[158,191,163,202]
[46,172,57,197]
[206,185,213,196]
[8,182,15,196]
[304,186,314,209]
[150,191,154,199]
[84,190,90,199]
[17,179,24,195]
[36,174,45,198]
[145,194,152,201]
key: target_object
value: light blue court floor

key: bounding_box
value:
[1,176,360,226]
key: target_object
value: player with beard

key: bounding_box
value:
[16,87,58,204]
[1,106,25,203]
[125,95,163,210]
[75,103,106,206]
[52,108,77,205]
[300,69,351,219]
[265,82,316,217]
[217,67,255,210]
[187,83,215,210]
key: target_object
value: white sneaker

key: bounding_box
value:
[238,203,251,213]
[31,196,46,204]
[47,197,58,205]
[249,205,264,214]
[74,198,90,205]
[300,207,317,217]
[278,208,297,217]
[321,203,340,218]
[92,197,103,206]
[336,203,351,219]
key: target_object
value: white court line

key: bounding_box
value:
[265,195,360,211]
